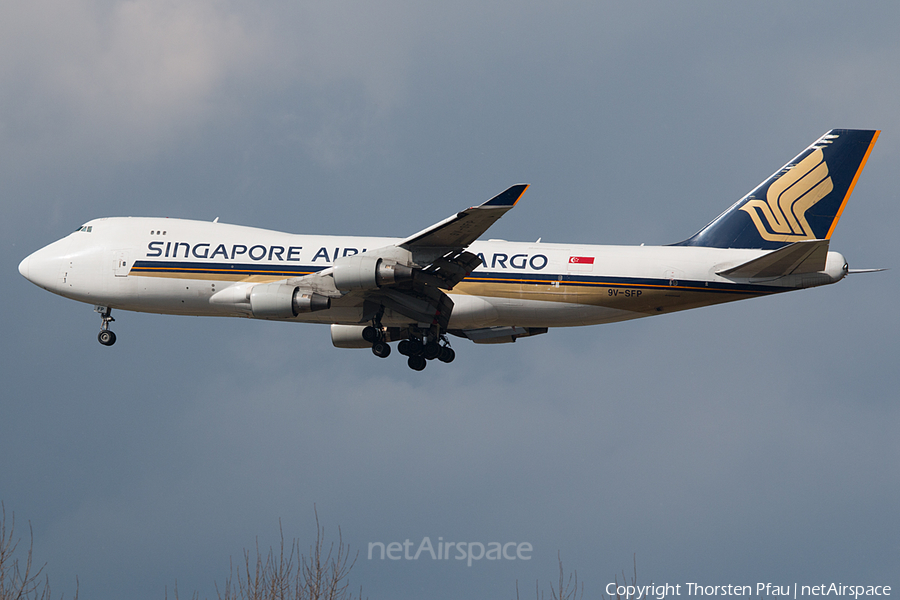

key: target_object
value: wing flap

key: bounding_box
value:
[374,287,454,331]
[417,249,483,290]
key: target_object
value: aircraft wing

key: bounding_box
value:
[291,185,528,329]
[400,184,528,249]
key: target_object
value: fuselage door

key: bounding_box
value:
[113,251,131,277]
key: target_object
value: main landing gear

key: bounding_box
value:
[95,306,117,346]
[397,337,455,371]
[362,322,455,371]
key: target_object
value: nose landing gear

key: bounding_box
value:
[95,306,117,346]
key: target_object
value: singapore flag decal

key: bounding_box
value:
[567,255,594,272]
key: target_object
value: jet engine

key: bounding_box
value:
[330,324,373,348]
[249,283,330,319]
[332,255,414,291]
[330,324,408,348]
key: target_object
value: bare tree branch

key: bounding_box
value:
[0,503,77,600]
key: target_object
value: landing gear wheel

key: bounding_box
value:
[438,346,455,363]
[372,341,391,358]
[362,326,380,343]
[407,355,427,371]
[406,339,424,356]
[422,341,441,360]
[95,306,117,346]
[397,340,411,356]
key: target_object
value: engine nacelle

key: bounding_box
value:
[249,283,331,319]
[330,324,405,348]
[332,255,414,291]
[330,324,374,348]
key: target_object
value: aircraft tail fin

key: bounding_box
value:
[676,129,879,249]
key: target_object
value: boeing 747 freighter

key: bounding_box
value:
[19,130,880,370]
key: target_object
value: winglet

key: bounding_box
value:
[481,184,528,208]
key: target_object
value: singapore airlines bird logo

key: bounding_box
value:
[740,148,833,242]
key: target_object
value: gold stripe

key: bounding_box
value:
[133,268,769,297]
[131,270,308,283]
[825,130,880,239]
[453,282,762,315]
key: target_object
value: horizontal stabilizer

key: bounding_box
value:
[717,239,830,279]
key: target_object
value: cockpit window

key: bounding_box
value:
[75,225,93,233]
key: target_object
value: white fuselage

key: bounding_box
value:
[18,216,847,330]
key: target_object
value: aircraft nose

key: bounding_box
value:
[18,255,30,279]
[19,245,62,290]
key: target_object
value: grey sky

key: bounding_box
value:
[2,2,898,599]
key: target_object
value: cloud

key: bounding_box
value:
[4,3,900,599]
[0,1,448,166]
[0,0,261,160]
